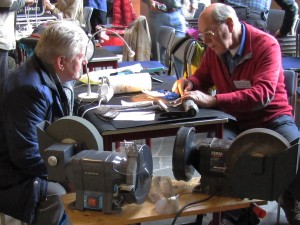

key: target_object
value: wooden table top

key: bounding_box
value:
[61,178,266,225]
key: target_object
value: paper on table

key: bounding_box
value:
[79,64,143,84]
[121,100,154,107]
[79,69,116,84]
[109,73,152,94]
[114,111,155,121]
[117,63,143,73]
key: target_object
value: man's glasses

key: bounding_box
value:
[198,23,223,43]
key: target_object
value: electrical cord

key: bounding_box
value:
[81,98,103,118]
[75,99,94,116]
[170,189,218,225]
[74,81,102,116]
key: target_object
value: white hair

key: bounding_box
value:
[212,3,239,23]
[35,21,88,64]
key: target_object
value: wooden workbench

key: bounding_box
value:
[61,178,266,225]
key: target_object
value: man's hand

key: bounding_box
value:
[181,90,217,108]
[172,78,193,96]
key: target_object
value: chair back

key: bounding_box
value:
[284,70,297,115]
[156,26,175,67]
[168,36,197,79]
[267,9,285,35]
[193,2,205,19]
[267,9,299,57]
[295,19,300,57]
[277,18,300,57]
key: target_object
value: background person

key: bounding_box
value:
[181,0,199,19]
[84,0,107,34]
[142,0,187,60]
[172,3,300,224]
[0,21,88,225]
[0,0,35,84]
[220,0,299,36]
[43,0,84,26]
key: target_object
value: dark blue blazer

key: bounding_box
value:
[0,54,68,223]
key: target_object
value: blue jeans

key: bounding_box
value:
[0,49,9,84]
[33,182,69,225]
[222,115,299,142]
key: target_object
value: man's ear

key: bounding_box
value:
[225,17,234,32]
[55,56,65,72]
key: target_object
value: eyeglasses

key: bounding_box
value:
[198,23,223,43]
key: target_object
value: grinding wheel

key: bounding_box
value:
[45,116,103,152]
[123,144,153,204]
[226,128,290,172]
[172,126,196,181]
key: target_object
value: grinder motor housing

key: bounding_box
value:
[37,116,153,213]
[172,126,299,201]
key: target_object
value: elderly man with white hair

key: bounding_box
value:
[0,21,89,225]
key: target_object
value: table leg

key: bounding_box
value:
[112,61,118,68]
[211,212,222,225]
[180,214,203,225]
[146,138,152,148]
[215,124,224,138]
[103,136,113,150]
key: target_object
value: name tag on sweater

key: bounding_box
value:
[234,80,252,89]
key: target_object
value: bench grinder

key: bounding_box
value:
[37,116,153,213]
[172,126,299,200]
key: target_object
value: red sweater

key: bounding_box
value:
[189,23,293,130]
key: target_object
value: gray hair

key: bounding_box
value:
[35,21,88,64]
[212,3,239,23]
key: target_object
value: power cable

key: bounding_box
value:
[170,189,217,225]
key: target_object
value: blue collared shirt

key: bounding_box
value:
[223,23,247,75]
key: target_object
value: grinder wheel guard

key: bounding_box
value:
[226,128,291,172]
[43,116,103,152]
[172,126,297,200]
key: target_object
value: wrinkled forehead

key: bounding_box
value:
[198,10,217,32]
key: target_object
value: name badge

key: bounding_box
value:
[234,80,252,89]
